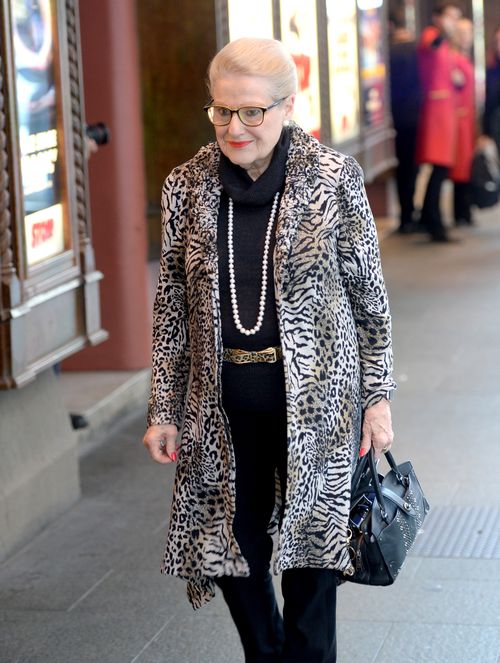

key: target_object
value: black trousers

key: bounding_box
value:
[394,127,419,229]
[453,181,472,224]
[420,165,449,238]
[218,379,337,663]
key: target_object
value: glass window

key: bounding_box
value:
[11,0,70,267]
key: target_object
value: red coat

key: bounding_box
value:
[449,52,475,182]
[415,26,457,167]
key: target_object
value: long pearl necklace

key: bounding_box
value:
[227,191,280,336]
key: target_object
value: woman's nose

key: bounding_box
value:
[226,112,246,134]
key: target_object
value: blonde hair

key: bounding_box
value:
[208,38,298,100]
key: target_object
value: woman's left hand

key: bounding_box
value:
[359,399,394,459]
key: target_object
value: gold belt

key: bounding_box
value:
[223,346,283,364]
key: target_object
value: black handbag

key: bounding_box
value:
[471,151,499,209]
[341,449,430,586]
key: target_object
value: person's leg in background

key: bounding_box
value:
[395,128,419,233]
[453,180,473,225]
[420,165,451,241]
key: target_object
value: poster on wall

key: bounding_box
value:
[326,0,360,144]
[280,0,321,139]
[10,0,68,267]
[357,0,386,128]
[228,0,274,40]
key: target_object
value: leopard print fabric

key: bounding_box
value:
[148,124,396,609]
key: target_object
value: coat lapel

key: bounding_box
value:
[188,145,224,361]
[274,126,321,290]
[190,144,222,264]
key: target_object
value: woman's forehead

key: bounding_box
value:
[211,74,274,104]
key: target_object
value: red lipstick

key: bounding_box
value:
[227,140,252,149]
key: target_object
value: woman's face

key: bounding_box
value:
[438,6,462,37]
[455,19,473,51]
[210,74,295,180]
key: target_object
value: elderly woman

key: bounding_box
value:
[143,38,395,663]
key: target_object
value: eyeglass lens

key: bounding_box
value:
[207,106,264,126]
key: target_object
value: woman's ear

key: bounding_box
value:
[284,94,296,121]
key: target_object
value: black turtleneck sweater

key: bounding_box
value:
[217,128,290,412]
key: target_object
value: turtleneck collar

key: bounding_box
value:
[218,128,291,206]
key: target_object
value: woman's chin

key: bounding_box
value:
[224,152,251,171]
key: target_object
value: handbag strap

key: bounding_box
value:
[381,450,406,483]
[351,448,396,491]
[381,486,417,516]
[367,449,390,522]
[352,449,409,522]
[351,452,370,490]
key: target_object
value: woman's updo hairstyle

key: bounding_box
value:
[208,37,298,101]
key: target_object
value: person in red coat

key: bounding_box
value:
[416,2,463,242]
[450,18,475,225]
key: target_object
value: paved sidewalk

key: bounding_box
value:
[1,209,500,663]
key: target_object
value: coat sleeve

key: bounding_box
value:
[336,155,397,409]
[147,170,190,428]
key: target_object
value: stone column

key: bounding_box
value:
[65,0,151,370]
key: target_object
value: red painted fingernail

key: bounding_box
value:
[359,448,367,458]
[171,452,177,462]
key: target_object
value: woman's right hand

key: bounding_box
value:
[143,424,178,464]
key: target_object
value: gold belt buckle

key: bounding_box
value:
[223,346,282,364]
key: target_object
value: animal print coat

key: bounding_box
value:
[148,124,396,609]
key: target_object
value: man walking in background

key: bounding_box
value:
[389,10,421,234]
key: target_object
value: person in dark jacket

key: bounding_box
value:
[484,25,500,152]
[389,13,421,233]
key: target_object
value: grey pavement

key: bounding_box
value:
[1,208,500,663]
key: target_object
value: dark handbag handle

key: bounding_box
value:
[351,448,398,490]
[352,449,403,523]
[367,449,390,521]
[350,451,370,491]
